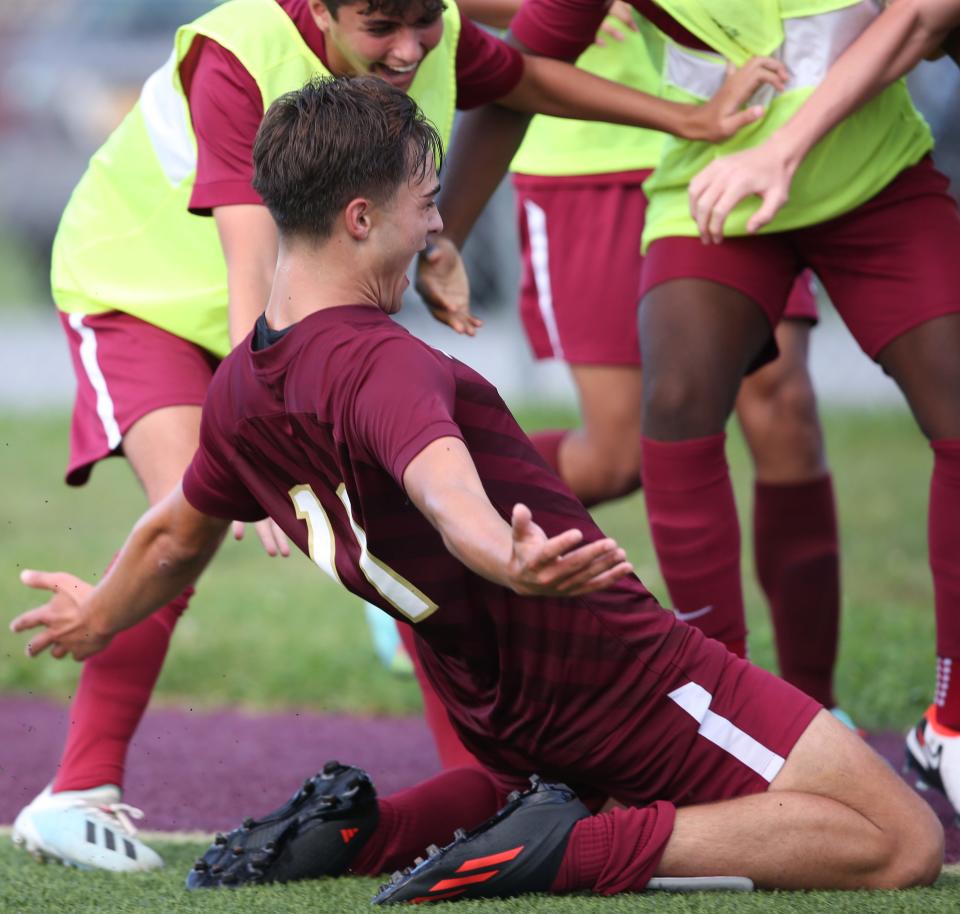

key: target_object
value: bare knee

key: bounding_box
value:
[865,803,943,889]
[738,364,826,480]
[642,370,732,440]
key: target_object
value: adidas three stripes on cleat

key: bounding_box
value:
[186,760,378,888]
[373,775,590,904]
[12,784,163,872]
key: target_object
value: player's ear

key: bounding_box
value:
[306,0,333,32]
[344,198,372,240]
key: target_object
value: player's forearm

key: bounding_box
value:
[421,487,517,588]
[86,496,227,637]
[499,54,707,138]
[436,104,531,248]
[215,204,280,347]
[761,0,954,175]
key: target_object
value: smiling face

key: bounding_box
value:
[309,0,445,91]
[367,151,443,312]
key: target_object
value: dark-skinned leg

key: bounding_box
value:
[639,279,772,655]
[736,321,840,708]
[876,314,960,732]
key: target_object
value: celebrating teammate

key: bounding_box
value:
[456,0,846,711]
[688,0,960,239]
[15,0,787,871]
[12,76,942,901]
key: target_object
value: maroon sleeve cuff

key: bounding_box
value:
[188,179,264,216]
[509,0,601,60]
[182,460,266,522]
[454,19,525,109]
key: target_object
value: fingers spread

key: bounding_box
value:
[25,629,57,658]
[534,528,586,567]
[10,607,51,633]
[567,561,634,595]
[19,569,70,594]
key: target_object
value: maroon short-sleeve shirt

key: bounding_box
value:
[183,306,688,774]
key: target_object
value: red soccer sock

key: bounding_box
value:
[930,440,960,729]
[641,434,747,654]
[398,622,480,770]
[551,802,677,894]
[753,475,839,708]
[530,429,566,476]
[52,587,193,793]
[350,767,503,875]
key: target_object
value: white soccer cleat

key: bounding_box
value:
[12,784,163,872]
[905,705,960,820]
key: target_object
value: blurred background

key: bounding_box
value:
[2,1,959,411]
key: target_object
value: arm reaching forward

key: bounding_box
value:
[403,436,632,596]
[689,0,960,243]
[11,486,229,661]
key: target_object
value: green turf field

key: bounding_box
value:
[0,405,934,726]
[0,405,952,911]
[1,835,958,914]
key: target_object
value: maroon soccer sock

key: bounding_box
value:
[930,440,960,729]
[753,475,839,708]
[350,767,503,875]
[397,623,480,769]
[641,434,747,653]
[530,429,566,476]
[551,802,677,894]
[52,586,193,793]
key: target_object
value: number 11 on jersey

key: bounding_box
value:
[289,483,438,623]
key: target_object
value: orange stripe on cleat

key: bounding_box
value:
[455,845,524,873]
[429,870,499,892]
[409,889,466,903]
[341,828,359,843]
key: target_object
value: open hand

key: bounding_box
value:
[10,569,110,661]
[689,141,794,243]
[231,517,291,557]
[685,56,788,143]
[415,237,482,336]
[507,503,632,597]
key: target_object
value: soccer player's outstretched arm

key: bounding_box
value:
[10,488,229,661]
[419,12,785,313]
[403,436,632,596]
[689,0,960,242]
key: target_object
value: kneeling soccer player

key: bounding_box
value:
[12,76,943,901]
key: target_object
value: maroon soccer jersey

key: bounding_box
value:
[183,306,691,779]
[511,0,707,60]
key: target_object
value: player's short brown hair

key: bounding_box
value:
[252,75,443,240]
[321,0,446,21]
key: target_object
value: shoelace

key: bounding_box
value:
[88,802,146,838]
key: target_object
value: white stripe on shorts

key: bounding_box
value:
[668,681,785,783]
[68,313,122,450]
[523,199,565,360]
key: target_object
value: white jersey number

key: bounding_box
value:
[289,483,438,623]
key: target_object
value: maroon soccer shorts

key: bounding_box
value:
[475,625,821,814]
[60,311,218,485]
[640,156,960,359]
[514,174,817,366]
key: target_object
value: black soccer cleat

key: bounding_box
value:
[186,760,378,889]
[372,775,589,905]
